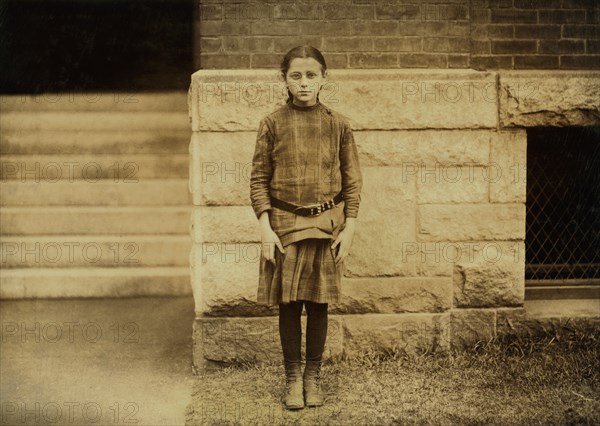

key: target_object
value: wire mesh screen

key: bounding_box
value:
[526,126,600,282]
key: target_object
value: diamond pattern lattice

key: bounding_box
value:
[526,127,600,281]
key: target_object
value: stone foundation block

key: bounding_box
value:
[194,316,343,365]
[342,313,450,356]
[453,241,525,308]
[496,308,600,339]
[449,309,496,350]
[499,71,600,127]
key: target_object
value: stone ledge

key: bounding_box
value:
[498,70,600,128]
[190,69,498,131]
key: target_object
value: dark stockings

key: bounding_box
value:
[305,301,328,362]
[279,301,328,363]
[279,301,303,363]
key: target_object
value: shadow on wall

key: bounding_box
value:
[0,0,194,93]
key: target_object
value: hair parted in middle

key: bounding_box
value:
[280,45,328,104]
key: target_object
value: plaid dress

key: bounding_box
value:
[250,100,363,306]
[257,236,345,305]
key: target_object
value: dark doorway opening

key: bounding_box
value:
[526,126,600,290]
[0,0,194,93]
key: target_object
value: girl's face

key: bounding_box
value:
[285,57,327,107]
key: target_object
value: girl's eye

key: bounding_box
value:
[307,73,317,79]
[289,74,301,80]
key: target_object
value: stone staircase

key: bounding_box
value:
[0,93,192,298]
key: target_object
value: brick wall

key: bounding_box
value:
[471,0,600,69]
[194,0,599,70]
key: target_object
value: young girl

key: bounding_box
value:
[250,45,363,410]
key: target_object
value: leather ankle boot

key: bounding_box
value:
[303,360,324,407]
[283,361,304,410]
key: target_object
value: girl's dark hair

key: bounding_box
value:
[280,45,327,104]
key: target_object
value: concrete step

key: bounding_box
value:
[0,267,192,298]
[1,154,188,180]
[0,93,192,299]
[0,129,190,155]
[0,179,190,206]
[0,206,190,235]
[1,92,189,112]
[1,235,190,268]
[0,111,189,132]
[524,299,600,318]
[526,285,600,300]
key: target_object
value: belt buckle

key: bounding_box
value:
[293,205,320,216]
[321,199,334,212]
[302,198,335,217]
[313,199,335,216]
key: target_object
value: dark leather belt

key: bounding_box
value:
[271,191,344,217]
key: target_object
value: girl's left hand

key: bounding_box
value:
[331,224,355,266]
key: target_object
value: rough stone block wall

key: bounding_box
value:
[188,69,599,367]
[194,0,600,70]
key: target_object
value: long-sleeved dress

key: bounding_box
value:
[250,100,363,305]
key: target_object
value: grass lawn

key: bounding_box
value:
[186,322,599,425]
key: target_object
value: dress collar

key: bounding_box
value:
[287,100,322,112]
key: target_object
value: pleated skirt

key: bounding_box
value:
[257,237,344,306]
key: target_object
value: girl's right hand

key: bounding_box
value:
[261,228,285,265]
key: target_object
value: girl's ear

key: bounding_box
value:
[323,69,329,79]
[278,71,286,82]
